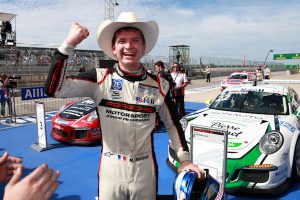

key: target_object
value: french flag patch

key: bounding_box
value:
[118,155,126,161]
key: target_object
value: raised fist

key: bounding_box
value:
[66,22,90,47]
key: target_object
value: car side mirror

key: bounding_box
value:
[204,99,212,106]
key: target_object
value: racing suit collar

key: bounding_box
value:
[114,63,147,82]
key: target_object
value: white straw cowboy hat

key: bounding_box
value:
[97,12,159,60]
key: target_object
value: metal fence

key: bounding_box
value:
[0,45,287,124]
[0,91,82,122]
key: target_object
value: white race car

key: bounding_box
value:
[167,80,300,195]
[220,71,255,91]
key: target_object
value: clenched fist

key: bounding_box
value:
[66,22,90,47]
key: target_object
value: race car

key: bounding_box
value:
[51,98,101,145]
[167,79,300,195]
[220,72,254,91]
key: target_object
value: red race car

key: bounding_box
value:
[220,71,254,91]
[51,98,101,145]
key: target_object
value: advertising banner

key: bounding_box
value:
[21,86,48,100]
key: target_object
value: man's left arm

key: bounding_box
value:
[157,77,204,180]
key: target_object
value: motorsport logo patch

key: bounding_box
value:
[111,79,123,90]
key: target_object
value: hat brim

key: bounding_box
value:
[97,21,159,60]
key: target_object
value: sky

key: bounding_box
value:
[1,0,300,63]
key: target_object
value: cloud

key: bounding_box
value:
[1,0,300,61]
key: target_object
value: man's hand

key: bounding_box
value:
[66,22,90,47]
[0,152,23,183]
[4,163,60,200]
[178,160,205,180]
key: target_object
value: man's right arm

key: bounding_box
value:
[44,23,97,99]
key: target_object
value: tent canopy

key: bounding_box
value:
[0,12,16,22]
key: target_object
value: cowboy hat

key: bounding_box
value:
[97,12,159,60]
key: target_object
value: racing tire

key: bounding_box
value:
[291,135,300,181]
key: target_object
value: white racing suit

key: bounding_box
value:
[44,51,191,200]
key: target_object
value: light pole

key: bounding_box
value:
[263,49,273,65]
[105,0,119,20]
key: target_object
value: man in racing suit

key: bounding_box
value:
[44,12,204,200]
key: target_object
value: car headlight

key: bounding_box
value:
[180,118,188,131]
[259,131,283,155]
[87,110,98,122]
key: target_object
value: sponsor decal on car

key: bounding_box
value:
[279,121,296,133]
[274,164,288,180]
[56,118,68,125]
[228,142,242,148]
[53,124,63,130]
[91,131,101,137]
[211,122,243,137]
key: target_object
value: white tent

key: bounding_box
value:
[0,11,17,46]
[0,12,16,22]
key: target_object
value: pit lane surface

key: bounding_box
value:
[0,71,300,199]
[1,102,300,199]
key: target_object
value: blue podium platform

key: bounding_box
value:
[0,102,299,199]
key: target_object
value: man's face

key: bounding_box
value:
[154,65,161,73]
[112,29,146,70]
[173,64,180,72]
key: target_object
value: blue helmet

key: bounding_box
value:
[173,170,223,200]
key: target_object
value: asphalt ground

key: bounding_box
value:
[1,70,300,199]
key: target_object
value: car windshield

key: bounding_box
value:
[210,90,289,115]
[59,99,96,119]
[229,74,248,79]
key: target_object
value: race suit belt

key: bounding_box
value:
[103,152,150,162]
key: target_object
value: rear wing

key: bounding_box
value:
[243,79,300,86]
[263,80,300,84]
[245,73,300,85]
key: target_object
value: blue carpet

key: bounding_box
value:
[0,102,299,199]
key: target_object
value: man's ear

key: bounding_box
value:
[112,44,116,55]
[142,43,146,55]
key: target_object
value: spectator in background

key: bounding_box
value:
[0,74,12,116]
[0,152,60,200]
[263,64,271,79]
[154,60,174,86]
[203,66,211,82]
[256,65,263,80]
[171,62,188,118]
[1,21,12,46]
[154,61,175,128]
[79,65,86,72]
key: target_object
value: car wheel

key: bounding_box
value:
[291,135,300,181]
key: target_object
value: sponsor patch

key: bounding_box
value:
[136,83,158,105]
[136,96,154,104]
[111,79,123,90]
[111,91,122,100]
